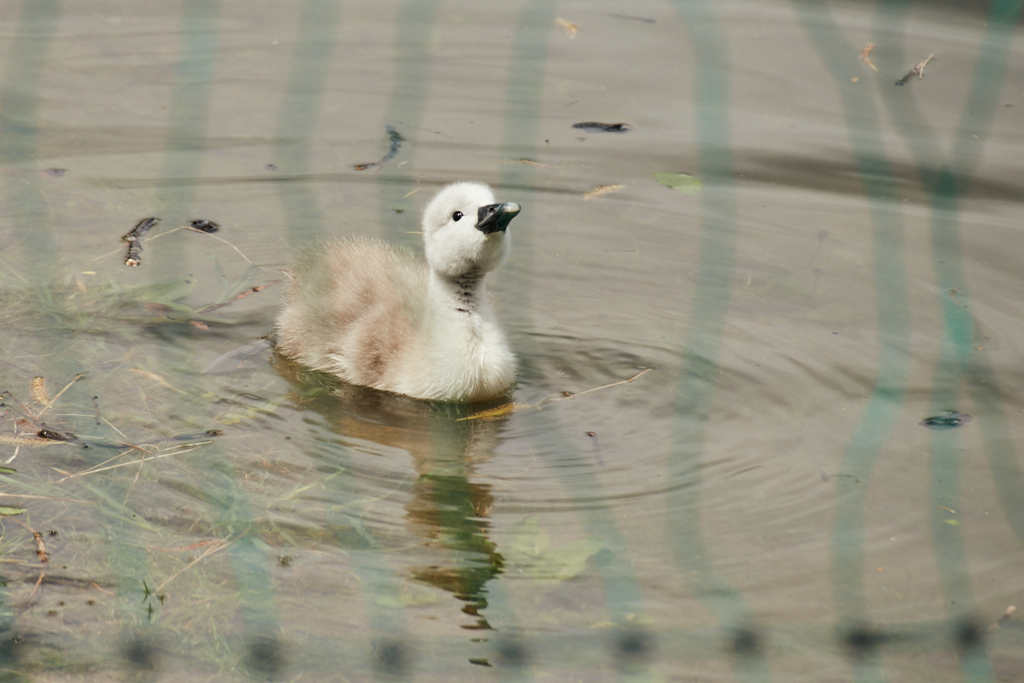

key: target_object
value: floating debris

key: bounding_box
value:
[123,217,160,267]
[896,53,935,86]
[555,18,578,38]
[987,606,1016,633]
[29,377,51,406]
[500,158,558,169]
[458,369,650,421]
[583,184,624,201]
[33,531,49,562]
[608,13,656,24]
[859,43,878,72]
[130,368,187,395]
[43,168,66,177]
[353,125,404,171]
[460,403,532,422]
[654,171,702,194]
[196,280,278,315]
[264,163,277,171]
[572,122,632,133]
[188,219,220,233]
[919,411,972,430]
[36,427,79,443]
[0,434,72,447]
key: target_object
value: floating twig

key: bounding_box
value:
[459,403,532,422]
[185,224,251,264]
[195,280,279,315]
[896,53,935,85]
[459,368,650,421]
[130,368,187,395]
[51,442,211,483]
[500,159,559,169]
[149,539,224,554]
[987,606,1016,632]
[540,368,651,405]
[154,538,232,593]
[27,572,44,600]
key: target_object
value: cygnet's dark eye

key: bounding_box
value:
[452,211,464,222]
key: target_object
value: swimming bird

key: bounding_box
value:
[275,182,520,401]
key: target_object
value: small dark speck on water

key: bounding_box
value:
[919,411,972,430]
[43,168,66,177]
[264,163,277,171]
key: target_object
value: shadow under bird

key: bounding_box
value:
[275,182,521,401]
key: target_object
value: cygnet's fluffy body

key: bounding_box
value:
[275,182,519,401]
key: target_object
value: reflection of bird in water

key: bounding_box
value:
[404,402,506,630]
[275,182,521,401]
[275,365,508,631]
[406,472,504,630]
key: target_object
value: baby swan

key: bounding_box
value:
[275,182,521,401]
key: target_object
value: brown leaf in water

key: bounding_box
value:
[859,43,878,72]
[145,303,174,317]
[29,377,51,406]
[555,18,578,38]
[583,184,624,201]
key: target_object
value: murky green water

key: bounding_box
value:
[1,1,1022,681]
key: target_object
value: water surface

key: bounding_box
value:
[1,1,1022,680]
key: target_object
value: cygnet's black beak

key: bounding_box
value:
[475,202,520,234]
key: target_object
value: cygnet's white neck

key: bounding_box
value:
[428,268,490,317]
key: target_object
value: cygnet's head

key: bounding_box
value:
[422,181,520,279]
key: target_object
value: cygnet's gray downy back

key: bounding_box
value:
[275,182,521,401]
